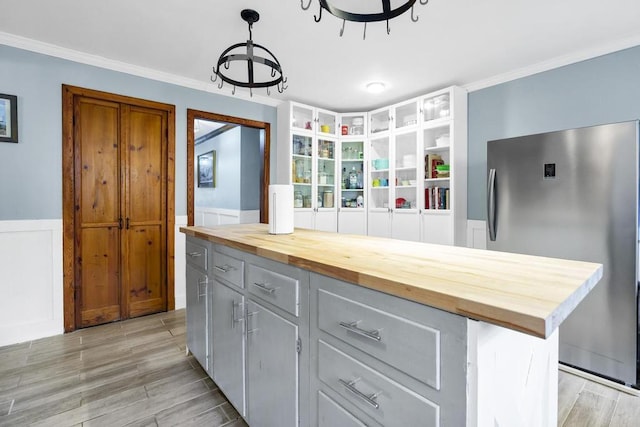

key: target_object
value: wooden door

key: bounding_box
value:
[74,97,122,327]
[71,93,170,328]
[122,105,168,318]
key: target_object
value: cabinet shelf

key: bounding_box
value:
[293,154,312,159]
[424,178,450,183]
[421,209,451,215]
[371,169,389,173]
[424,146,450,153]
[396,185,417,189]
[395,166,416,172]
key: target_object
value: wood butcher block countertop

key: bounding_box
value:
[181,224,603,339]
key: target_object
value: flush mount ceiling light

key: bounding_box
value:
[366,82,386,93]
[301,0,429,39]
[211,9,287,97]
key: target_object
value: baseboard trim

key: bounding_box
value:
[559,364,640,396]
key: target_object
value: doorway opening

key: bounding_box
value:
[186,110,270,226]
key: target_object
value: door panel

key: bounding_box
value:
[123,105,168,318]
[79,227,120,326]
[247,300,298,427]
[75,97,121,327]
[126,225,165,316]
[213,281,246,416]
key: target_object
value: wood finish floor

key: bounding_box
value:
[0,309,638,426]
[0,310,246,427]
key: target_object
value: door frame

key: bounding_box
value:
[186,109,271,225]
[62,84,176,332]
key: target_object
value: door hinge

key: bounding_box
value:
[296,337,302,354]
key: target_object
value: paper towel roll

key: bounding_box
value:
[268,185,294,234]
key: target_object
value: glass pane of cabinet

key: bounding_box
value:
[422,92,450,122]
[340,113,366,136]
[292,105,314,132]
[317,111,337,135]
[292,134,313,209]
[368,136,390,209]
[394,132,418,210]
[317,139,336,208]
[370,109,390,135]
[395,101,418,130]
[340,140,365,209]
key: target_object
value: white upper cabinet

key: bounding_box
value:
[278,86,467,246]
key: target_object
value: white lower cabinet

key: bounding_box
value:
[211,280,246,416]
[337,209,366,235]
[247,300,299,427]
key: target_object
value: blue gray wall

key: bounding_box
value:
[468,45,640,220]
[240,127,262,210]
[0,44,277,220]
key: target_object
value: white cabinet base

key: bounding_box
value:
[466,320,559,427]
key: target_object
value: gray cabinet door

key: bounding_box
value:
[247,300,299,427]
[186,264,208,370]
[212,280,246,416]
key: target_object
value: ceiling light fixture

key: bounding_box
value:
[366,82,386,93]
[301,0,429,39]
[211,9,287,97]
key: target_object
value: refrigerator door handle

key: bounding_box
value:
[487,168,497,241]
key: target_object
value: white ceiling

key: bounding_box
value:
[2,0,640,112]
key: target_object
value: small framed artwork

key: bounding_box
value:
[198,150,216,188]
[0,94,18,144]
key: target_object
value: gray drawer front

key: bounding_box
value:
[318,288,440,390]
[318,391,368,427]
[318,340,439,427]
[186,238,208,271]
[247,264,299,316]
[213,251,244,288]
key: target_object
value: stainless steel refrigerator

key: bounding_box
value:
[486,121,639,386]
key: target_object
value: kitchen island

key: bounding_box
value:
[181,224,602,427]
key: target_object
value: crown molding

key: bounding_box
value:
[0,31,282,108]
[463,34,640,93]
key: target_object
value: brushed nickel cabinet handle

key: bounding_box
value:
[253,282,276,294]
[339,321,382,342]
[214,264,233,273]
[339,378,380,409]
[232,301,244,325]
[187,251,202,258]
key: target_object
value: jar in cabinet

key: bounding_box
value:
[323,190,334,208]
[294,191,303,208]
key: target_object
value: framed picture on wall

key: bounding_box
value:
[0,93,18,143]
[198,150,216,188]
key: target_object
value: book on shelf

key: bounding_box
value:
[425,186,450,210]
[425,154,444,179]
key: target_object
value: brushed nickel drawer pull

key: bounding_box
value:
[187,251,202,258]
[253,282,276,294]
[339,378,380,409]
[214,264,233,273]
[339,321,382,342]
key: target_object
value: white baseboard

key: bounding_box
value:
[0,219,64,346]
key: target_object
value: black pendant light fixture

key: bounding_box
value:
[301,0,429,39]
[211,9,287,97]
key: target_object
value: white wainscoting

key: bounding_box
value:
[0,219,63,346]
[466,220,487,249]
[195,207,260,227]
[0,216,190,347]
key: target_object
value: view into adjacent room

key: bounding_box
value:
[193,119,264,227]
